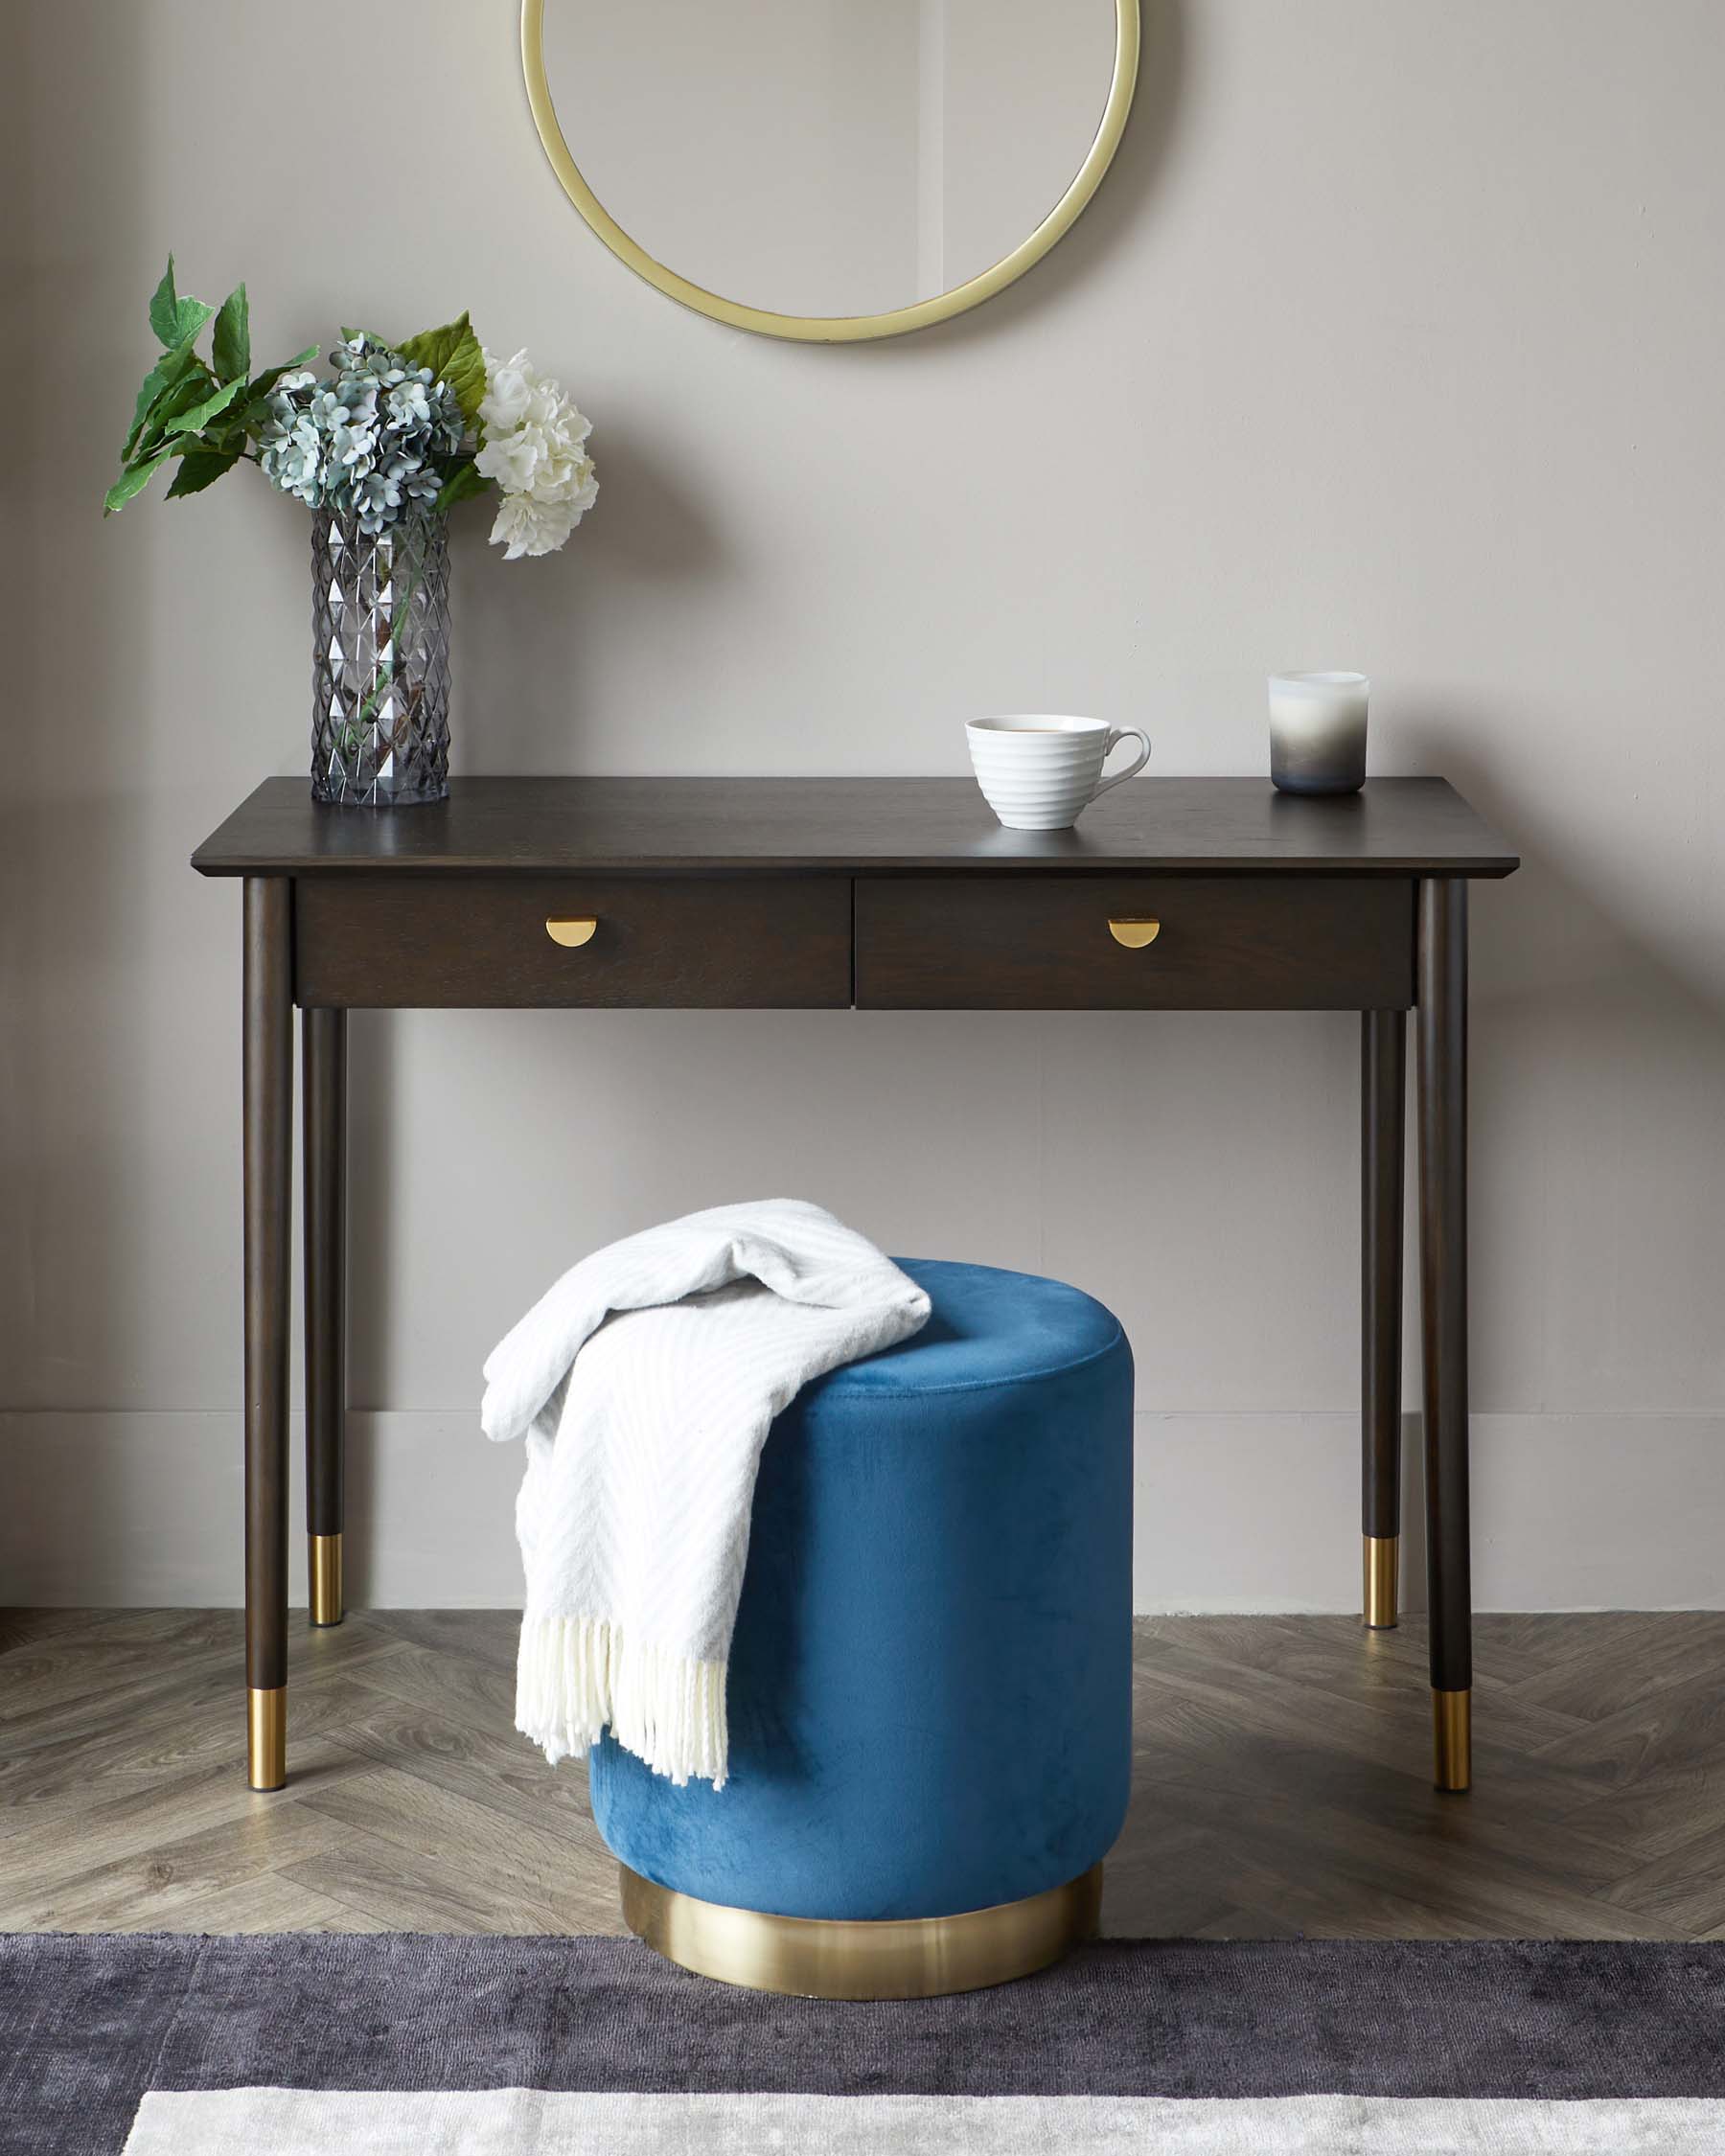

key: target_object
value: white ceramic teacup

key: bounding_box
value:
[966,715,1152,832]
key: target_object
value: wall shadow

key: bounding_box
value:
[457,422,730,773]
[1390,717,1724,1618]
[1396,715,1725,1034]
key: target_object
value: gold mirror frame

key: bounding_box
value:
[520,0,1139,344]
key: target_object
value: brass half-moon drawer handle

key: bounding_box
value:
[1108,918,1161,949]
[545,917,598,949]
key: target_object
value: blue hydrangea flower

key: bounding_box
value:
[256,335,463,534]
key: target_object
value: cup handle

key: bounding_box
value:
[1092,726,1152,800]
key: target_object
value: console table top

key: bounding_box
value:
[192,775,1517,879]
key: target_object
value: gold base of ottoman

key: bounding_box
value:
[619,1860,1102,2000]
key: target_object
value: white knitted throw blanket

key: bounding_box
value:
[481,1201,930,1788]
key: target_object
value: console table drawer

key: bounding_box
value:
[296,877,852,1008]
[855,877,1414,1010]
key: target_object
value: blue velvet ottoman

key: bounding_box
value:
[590,1257,1134,1998]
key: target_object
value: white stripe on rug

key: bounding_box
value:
[124,2088,1725,2153]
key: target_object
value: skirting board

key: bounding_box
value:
[2,1409,1721,1612]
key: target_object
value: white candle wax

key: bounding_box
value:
[1268,672,1369,795]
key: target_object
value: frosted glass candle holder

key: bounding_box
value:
[1268,672,1369,796]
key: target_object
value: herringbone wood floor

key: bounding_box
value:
[2,1609,1722,1938]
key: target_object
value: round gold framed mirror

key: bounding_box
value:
[521,0,1139,343]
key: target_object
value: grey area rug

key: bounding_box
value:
[4,1934,1725,2154]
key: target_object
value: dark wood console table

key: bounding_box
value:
[193,776,1518,1796]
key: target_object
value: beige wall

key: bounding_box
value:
[5,0,1722,1611]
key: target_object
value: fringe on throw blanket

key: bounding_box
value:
[484,1200,930,1789]
[516,1613,729,1789]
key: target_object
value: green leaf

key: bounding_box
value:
[148,257,181,342]
[125,365,174,458]
[125,373,201,464]
[399,310,487,424]
[436,460,491,514]
[125,348,195,457]
[148,256,214,349]
[155,361,217,417]
[128,362,216,464]
[104,445,176,516]
[166,446,242,499]
[162,374,245,438]
[211,283,250,382]
[124,320,212,458]
[203,408,257,458]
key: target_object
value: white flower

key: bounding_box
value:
[478,350,535,434]
[476,346,597,560]
[488,489,578,561]
[539,455,599,518]
[474,424,546,495]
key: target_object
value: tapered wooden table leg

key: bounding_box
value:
[243,878,293,1790]
[1362,1009,1406,1630]
[304,1006,347,1628]
[1417,880,1472,1792]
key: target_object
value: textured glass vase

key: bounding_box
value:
[310,508,451,805]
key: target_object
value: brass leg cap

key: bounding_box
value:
[1363,1534,1399,1630]
[248,1686,287,1791]
[1433,1686,1471,1793]
[620,1862,1102,2000]
[310,1532,345,1627]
